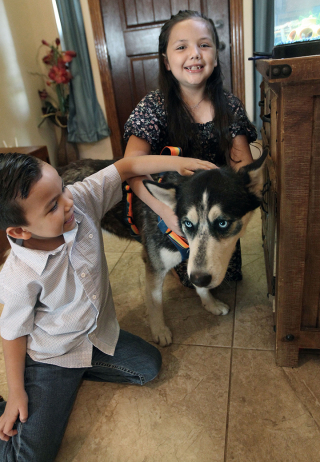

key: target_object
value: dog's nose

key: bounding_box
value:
[190,272,212,287]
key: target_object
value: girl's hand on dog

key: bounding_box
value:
[157,203,182,236]
[174,157,218,176]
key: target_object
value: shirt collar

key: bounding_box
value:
[7,222,79,276]
[8,237,64,275]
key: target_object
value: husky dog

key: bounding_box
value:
[58,150,267,346]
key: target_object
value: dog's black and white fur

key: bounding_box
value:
[58,150,267,346]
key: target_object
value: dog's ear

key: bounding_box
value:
[143,180,178,210]
[239,149,268,199]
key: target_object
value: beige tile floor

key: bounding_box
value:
[1,209,320,461]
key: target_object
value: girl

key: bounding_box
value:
[124,10,257,287]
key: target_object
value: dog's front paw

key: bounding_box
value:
[152,326,173,346]
[196,288,230,316]
[206,300,230,316]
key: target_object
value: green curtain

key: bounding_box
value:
[55,0,110,143]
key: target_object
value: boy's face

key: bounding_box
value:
[15,162,76,240]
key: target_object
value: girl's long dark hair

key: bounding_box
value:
[159,10,233,163]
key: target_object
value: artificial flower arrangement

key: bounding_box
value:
[37,38,76,127]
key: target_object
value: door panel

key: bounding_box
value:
[124,27,160,55]
[101,0,231,140]
[131,56,159,104]
[124,0,175,24]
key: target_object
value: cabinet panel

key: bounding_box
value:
[301,95,320,328]
[261,158,277,299]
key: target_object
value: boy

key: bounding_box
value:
[0,152,213,461]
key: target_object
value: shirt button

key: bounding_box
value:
[81,272,86,278]
[89,234,93,239]
[92,294,97,300]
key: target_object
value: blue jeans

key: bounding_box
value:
[0,330,162,462]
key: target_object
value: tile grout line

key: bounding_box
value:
[169,343,273,352]
[107,241,131,276]
[281,367,320,433]
[223,281,238,462]
[241,253,264,269]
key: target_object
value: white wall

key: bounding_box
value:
[0,0,59,165]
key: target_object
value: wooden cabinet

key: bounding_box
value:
[256,56,320,367]
[0,146,49,162]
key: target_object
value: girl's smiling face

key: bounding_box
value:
[163,18,218,92]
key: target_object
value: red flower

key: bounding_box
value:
[42,51,54,65]
[37,39,77,118]
[38,89,48,100]
[62,51,77,63]
[48,65,73,84]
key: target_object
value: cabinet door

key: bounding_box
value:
[260,81,278,300]
[261,159,277,299]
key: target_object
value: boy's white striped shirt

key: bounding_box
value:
[0,164,122,368]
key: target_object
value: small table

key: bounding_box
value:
[0,146,49,162]
[0,146,50,265]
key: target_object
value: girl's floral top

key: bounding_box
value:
[124,89,257,165]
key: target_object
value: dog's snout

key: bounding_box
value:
[190,272,212,288]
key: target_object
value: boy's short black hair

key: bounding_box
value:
[0,153,43,230]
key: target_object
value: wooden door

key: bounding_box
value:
[89,0,245,157]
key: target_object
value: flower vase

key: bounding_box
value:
[56,119,79,167]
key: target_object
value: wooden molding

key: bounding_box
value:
[88,0,123,158]
[229,0,245,104]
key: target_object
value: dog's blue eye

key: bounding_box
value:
[184,220,193,229]
[218,220,229,229]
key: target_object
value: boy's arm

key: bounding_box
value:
[0,336,28,441]
[115,136,215,183]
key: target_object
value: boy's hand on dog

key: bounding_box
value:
[174,157,217,176]
[0,390,28,441]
